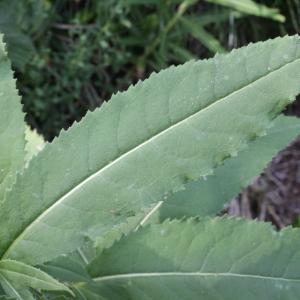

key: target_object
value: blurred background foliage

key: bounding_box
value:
[1,0,299,140]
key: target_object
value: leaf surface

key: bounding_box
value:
[159,115,300,220]
[0,275,34,300]
[40,256,92,284]
[89,218,300,300]
[24,127,45,164]
[1,36,300,265]
[0,35,25,200]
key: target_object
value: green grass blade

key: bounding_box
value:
[181,17,226,53]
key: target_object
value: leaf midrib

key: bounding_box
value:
[3,55,300,259]
[94,271,300,283]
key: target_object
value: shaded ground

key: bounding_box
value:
[227,98,300,228]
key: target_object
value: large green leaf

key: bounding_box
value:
[89,218,300,299]
[47,115,300,268]
[35,115,300,291]
[159,115,300,220]
[1,36,300,266]
[0,35,25,201]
